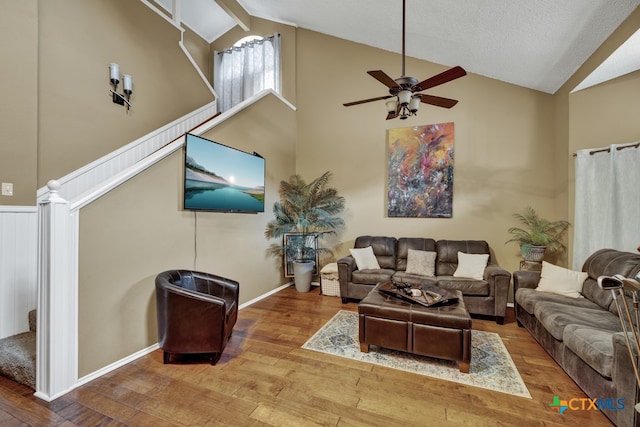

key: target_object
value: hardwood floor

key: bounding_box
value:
[0,285,613,426]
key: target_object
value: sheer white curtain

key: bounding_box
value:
[573,142,640,269]
[214,33,281,113]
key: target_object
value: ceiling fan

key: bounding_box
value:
[343,0,467,120]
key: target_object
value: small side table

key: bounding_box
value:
[519,260,542,271]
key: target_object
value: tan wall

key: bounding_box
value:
[77,93,295,376]
[36,0,214,188]
[569,71,640,149]
[295,29,559,273]
[0,0,38,205]
[183,27,212,82]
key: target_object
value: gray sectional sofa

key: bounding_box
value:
[514,248,640,427]
[337,236,511,324]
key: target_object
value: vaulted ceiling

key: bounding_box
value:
[156,0,640,94]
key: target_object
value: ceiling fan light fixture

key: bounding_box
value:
[398,90,412,105]
[409,96,420,113]
[386,99,398,113]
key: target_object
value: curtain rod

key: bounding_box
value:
[217,33,280,55]
[572,142,640,157]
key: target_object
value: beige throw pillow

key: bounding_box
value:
[536,261,587,298]
[453,252,489,280]
[349,246,381,270]
[405,249,436,277]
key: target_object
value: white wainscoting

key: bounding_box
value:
[36,101,218,204]
[0,206,38,339]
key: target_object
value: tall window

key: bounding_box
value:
[214,33,281,113]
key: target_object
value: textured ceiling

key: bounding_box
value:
[157,0,640,94]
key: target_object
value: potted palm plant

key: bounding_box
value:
[265,171,346,292]
[506,206,570,262]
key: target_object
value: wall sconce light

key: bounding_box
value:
[109,63,133,111]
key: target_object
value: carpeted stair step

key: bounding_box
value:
[0,310,36,389]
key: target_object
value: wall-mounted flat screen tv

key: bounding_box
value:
[183,133,265,213]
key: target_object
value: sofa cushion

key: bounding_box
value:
[536,261,587,299]
[515,287,601,315]
[392,271,438,287]
[396,238,436,272]
[582,249,640,310]
[436,276,489,296]
[350,246,381,270]
[406,249,436,277]
[534,301,622,341]
[453,252,489,280]
[563,324,615,379]
[436,240,490,276]
[354,236,397,269]
[582,278,615,312]
[351,269,395,285]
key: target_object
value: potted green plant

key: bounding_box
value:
[265,171,346,292]
[506,206,570,262]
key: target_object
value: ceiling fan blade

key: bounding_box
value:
[412,66,467,91]
[419,94,459,109]
[343,95,393,107]
[367,70,400,89]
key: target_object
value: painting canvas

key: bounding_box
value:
[387,123,454,218]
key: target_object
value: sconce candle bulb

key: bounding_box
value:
[109,63,120,85]
[109,63,133,111]
[123,74,132,95]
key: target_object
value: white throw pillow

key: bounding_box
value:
[349,246,381,270]
[405,249,436,277]
[536,261,587,298]
[453,252,489,280]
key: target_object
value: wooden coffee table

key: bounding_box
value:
[358,282,472,373]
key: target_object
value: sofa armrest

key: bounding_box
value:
[484,264,512,323]
[513,270,541,293]
[338,255,357,297]
[338,255,356,280]
[612,332,640,426]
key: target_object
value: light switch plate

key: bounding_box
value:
[2,182,13,196]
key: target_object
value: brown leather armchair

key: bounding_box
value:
[155,270,239,364]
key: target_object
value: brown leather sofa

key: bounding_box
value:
[514,249,640,427]
[155,270,239,364]
[337,236,511,324]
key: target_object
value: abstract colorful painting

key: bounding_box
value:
[387,123,454,218]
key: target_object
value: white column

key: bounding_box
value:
[35,180,78,401]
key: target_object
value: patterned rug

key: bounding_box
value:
[302,310,531,398]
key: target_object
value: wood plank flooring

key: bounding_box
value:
[0,285,613,426]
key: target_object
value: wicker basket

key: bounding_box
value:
[521,245,546,262]
[320,263,340,297]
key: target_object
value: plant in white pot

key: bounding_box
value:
[506,206,570,262]
[265,171,346,292]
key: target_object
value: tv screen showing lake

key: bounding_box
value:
[184,181,264,212]
[183,133,265,213]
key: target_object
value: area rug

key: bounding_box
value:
[302,310,531,398]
